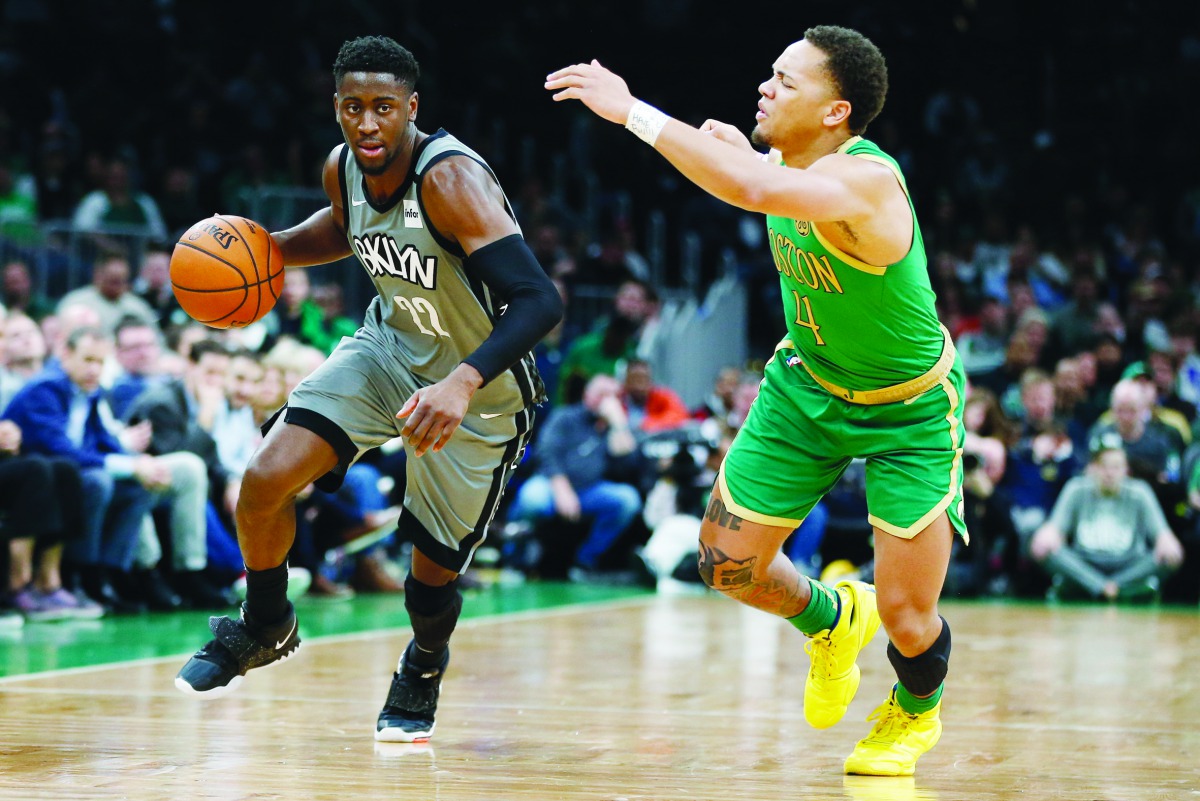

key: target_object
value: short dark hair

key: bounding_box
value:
[65,325,109,351]
[114,314,157,341]
[228,347,260,364]
[333,36,420,90]
[803,25,888,135]
[188,338,229,364]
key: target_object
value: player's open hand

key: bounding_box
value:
[545,60,636,125]
[396,364,482,457]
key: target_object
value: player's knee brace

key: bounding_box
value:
[404,573,463,653]
[887,616,951,697]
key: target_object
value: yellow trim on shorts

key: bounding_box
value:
[867,375,969,544]
[717,463,803,529]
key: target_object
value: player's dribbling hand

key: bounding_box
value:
[545,60,636,125]
[699,120,754,152]
[396,365,482,457]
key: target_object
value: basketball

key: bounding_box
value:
[170,214,285,329]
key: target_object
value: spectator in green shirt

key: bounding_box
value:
[557,277,658,404]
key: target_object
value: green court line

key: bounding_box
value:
[0,581,651,679]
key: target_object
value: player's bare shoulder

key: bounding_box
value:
[810,152,911,263]
[321,145,346,201]
[420,154,516,251]
[809,152,899,206]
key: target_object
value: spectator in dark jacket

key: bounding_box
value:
[506,373,643,578]
[2,327,168,612]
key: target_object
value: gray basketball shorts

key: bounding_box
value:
[276,326,534,574]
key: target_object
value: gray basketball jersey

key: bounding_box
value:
[339,130,544,412]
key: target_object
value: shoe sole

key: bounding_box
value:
[173,644,300,699]
[374,722,435,743]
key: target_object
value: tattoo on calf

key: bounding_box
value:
[699,542,805,615]
[698,543,756,590]
[704,496,743,531]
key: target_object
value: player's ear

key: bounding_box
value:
[408,91,419,121]
[825,99,851,129]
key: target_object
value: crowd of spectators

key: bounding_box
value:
[4,3,1200,627]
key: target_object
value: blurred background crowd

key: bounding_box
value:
[3,0,1200,626]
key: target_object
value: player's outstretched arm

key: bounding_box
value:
[271,146,355,268]
[545,61,882,224]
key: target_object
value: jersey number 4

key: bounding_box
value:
[791,290,825,346]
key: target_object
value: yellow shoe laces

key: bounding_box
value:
[865,698,916,743]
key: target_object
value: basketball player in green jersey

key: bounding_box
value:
[548,26,961,776]
[176,36,563,743]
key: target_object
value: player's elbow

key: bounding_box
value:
[519,280,564,337]
[726,181,770,213]
[541,286,565,332]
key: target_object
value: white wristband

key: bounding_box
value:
[625,100,669,146]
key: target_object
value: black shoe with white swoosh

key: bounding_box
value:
[174,603,301,698]
[375,643,448,742]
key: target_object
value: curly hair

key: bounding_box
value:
[803,26,888,135]
[333,36,420,90]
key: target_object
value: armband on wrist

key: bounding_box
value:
[625,100,669,146]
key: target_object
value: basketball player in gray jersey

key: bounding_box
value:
[176,36,563,743]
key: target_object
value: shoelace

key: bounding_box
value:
[864,699,916,743]
[805,636,840,681]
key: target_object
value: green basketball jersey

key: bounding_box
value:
[341,130,544,408]
[765,136,943,392]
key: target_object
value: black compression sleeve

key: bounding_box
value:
[460,233,564,386]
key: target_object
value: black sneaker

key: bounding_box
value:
[174,603,300,698]
[375,644,448,742]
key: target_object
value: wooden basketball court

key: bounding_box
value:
[1,590,1197,800]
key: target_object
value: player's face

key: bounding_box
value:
[751,40,843,150]
[335,73,418,176]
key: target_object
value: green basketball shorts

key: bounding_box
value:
[718,346,968,542]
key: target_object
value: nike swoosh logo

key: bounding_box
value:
[352,198,367,206]
[479,412,505,419]
[275,618,297,649]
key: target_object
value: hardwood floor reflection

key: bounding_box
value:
[1,595,1197,800]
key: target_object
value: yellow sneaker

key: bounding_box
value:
[844,690,942,776]
[803,580,880,729]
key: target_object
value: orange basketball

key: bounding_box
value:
[170,214,284,329]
